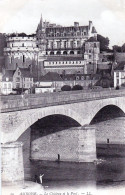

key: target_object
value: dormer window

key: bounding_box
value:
[6,77,9,81]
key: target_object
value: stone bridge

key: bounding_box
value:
[1,89,125,186]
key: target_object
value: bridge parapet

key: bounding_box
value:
[1,89,125,113]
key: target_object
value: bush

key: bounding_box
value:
[121,83,125,87]
[115,86,119,90]
[61,85,71,91]
[72,85,83,90]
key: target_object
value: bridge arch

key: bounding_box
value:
[89,99,125,124]
[11,106,83,142]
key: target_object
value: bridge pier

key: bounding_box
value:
[31,125,96,162]
[1,142,24,186]
[77,125,96,162]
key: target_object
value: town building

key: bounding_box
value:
[13,67,34,90]
[1,70,13,95]
[35,72,63,93]
[114,63,125,88]
[35,71,98,93]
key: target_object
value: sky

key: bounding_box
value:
[0,0,125,48]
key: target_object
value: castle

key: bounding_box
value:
[3,15,100,77]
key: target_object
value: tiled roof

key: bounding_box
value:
[114,62,125,70]
[19,68,33,78]
[91,26,97,33]
[39,72,63,81]
[2,70,15,81]
[86,36,98,42]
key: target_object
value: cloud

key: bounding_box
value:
[0,0,125,46]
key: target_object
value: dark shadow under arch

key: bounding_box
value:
[31,114,81,141]
[90,105,125,125]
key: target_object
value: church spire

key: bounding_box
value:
[36,14,43,31]
[39,13,43,29]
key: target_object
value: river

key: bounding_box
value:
[22,117,125,190]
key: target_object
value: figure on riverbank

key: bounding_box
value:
[39,174,44,184]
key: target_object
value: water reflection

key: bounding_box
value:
[25,144,125,189]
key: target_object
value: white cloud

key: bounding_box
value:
[0,0,125,46]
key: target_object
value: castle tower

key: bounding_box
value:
[4,34,39,70]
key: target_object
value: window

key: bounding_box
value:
[77,41,80,47]
[94,43,97,48]
[64,41,67,48]
[23,55,25,63]
[81,76,84,80]
[89,50,91,53]
[4,83,7,88]
[117,79,119,85]
[84,32,86,35]
[18,71,20,76]
[116,72,119,77]
[57,41,60,49]
[76,76,79,80]
[8,83,11,89]
[89,55,91,59]
[70,41,73,48]
[16,77,20,82]
[22,43,24,47]
[50,42,53,49]
[16,83,20,88]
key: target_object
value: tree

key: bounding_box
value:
[113,45,122,52]
[72,85,83,90]
[97,34,109,51]
[121,43,125,52]
[61,85,71,91]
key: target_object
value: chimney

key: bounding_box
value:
[74,22,79,27]
[89,21,93,30]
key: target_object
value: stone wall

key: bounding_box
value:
[1,89,125,112]
[95,117,125,144]
[17,127,31,180]
[31,126,96,162]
